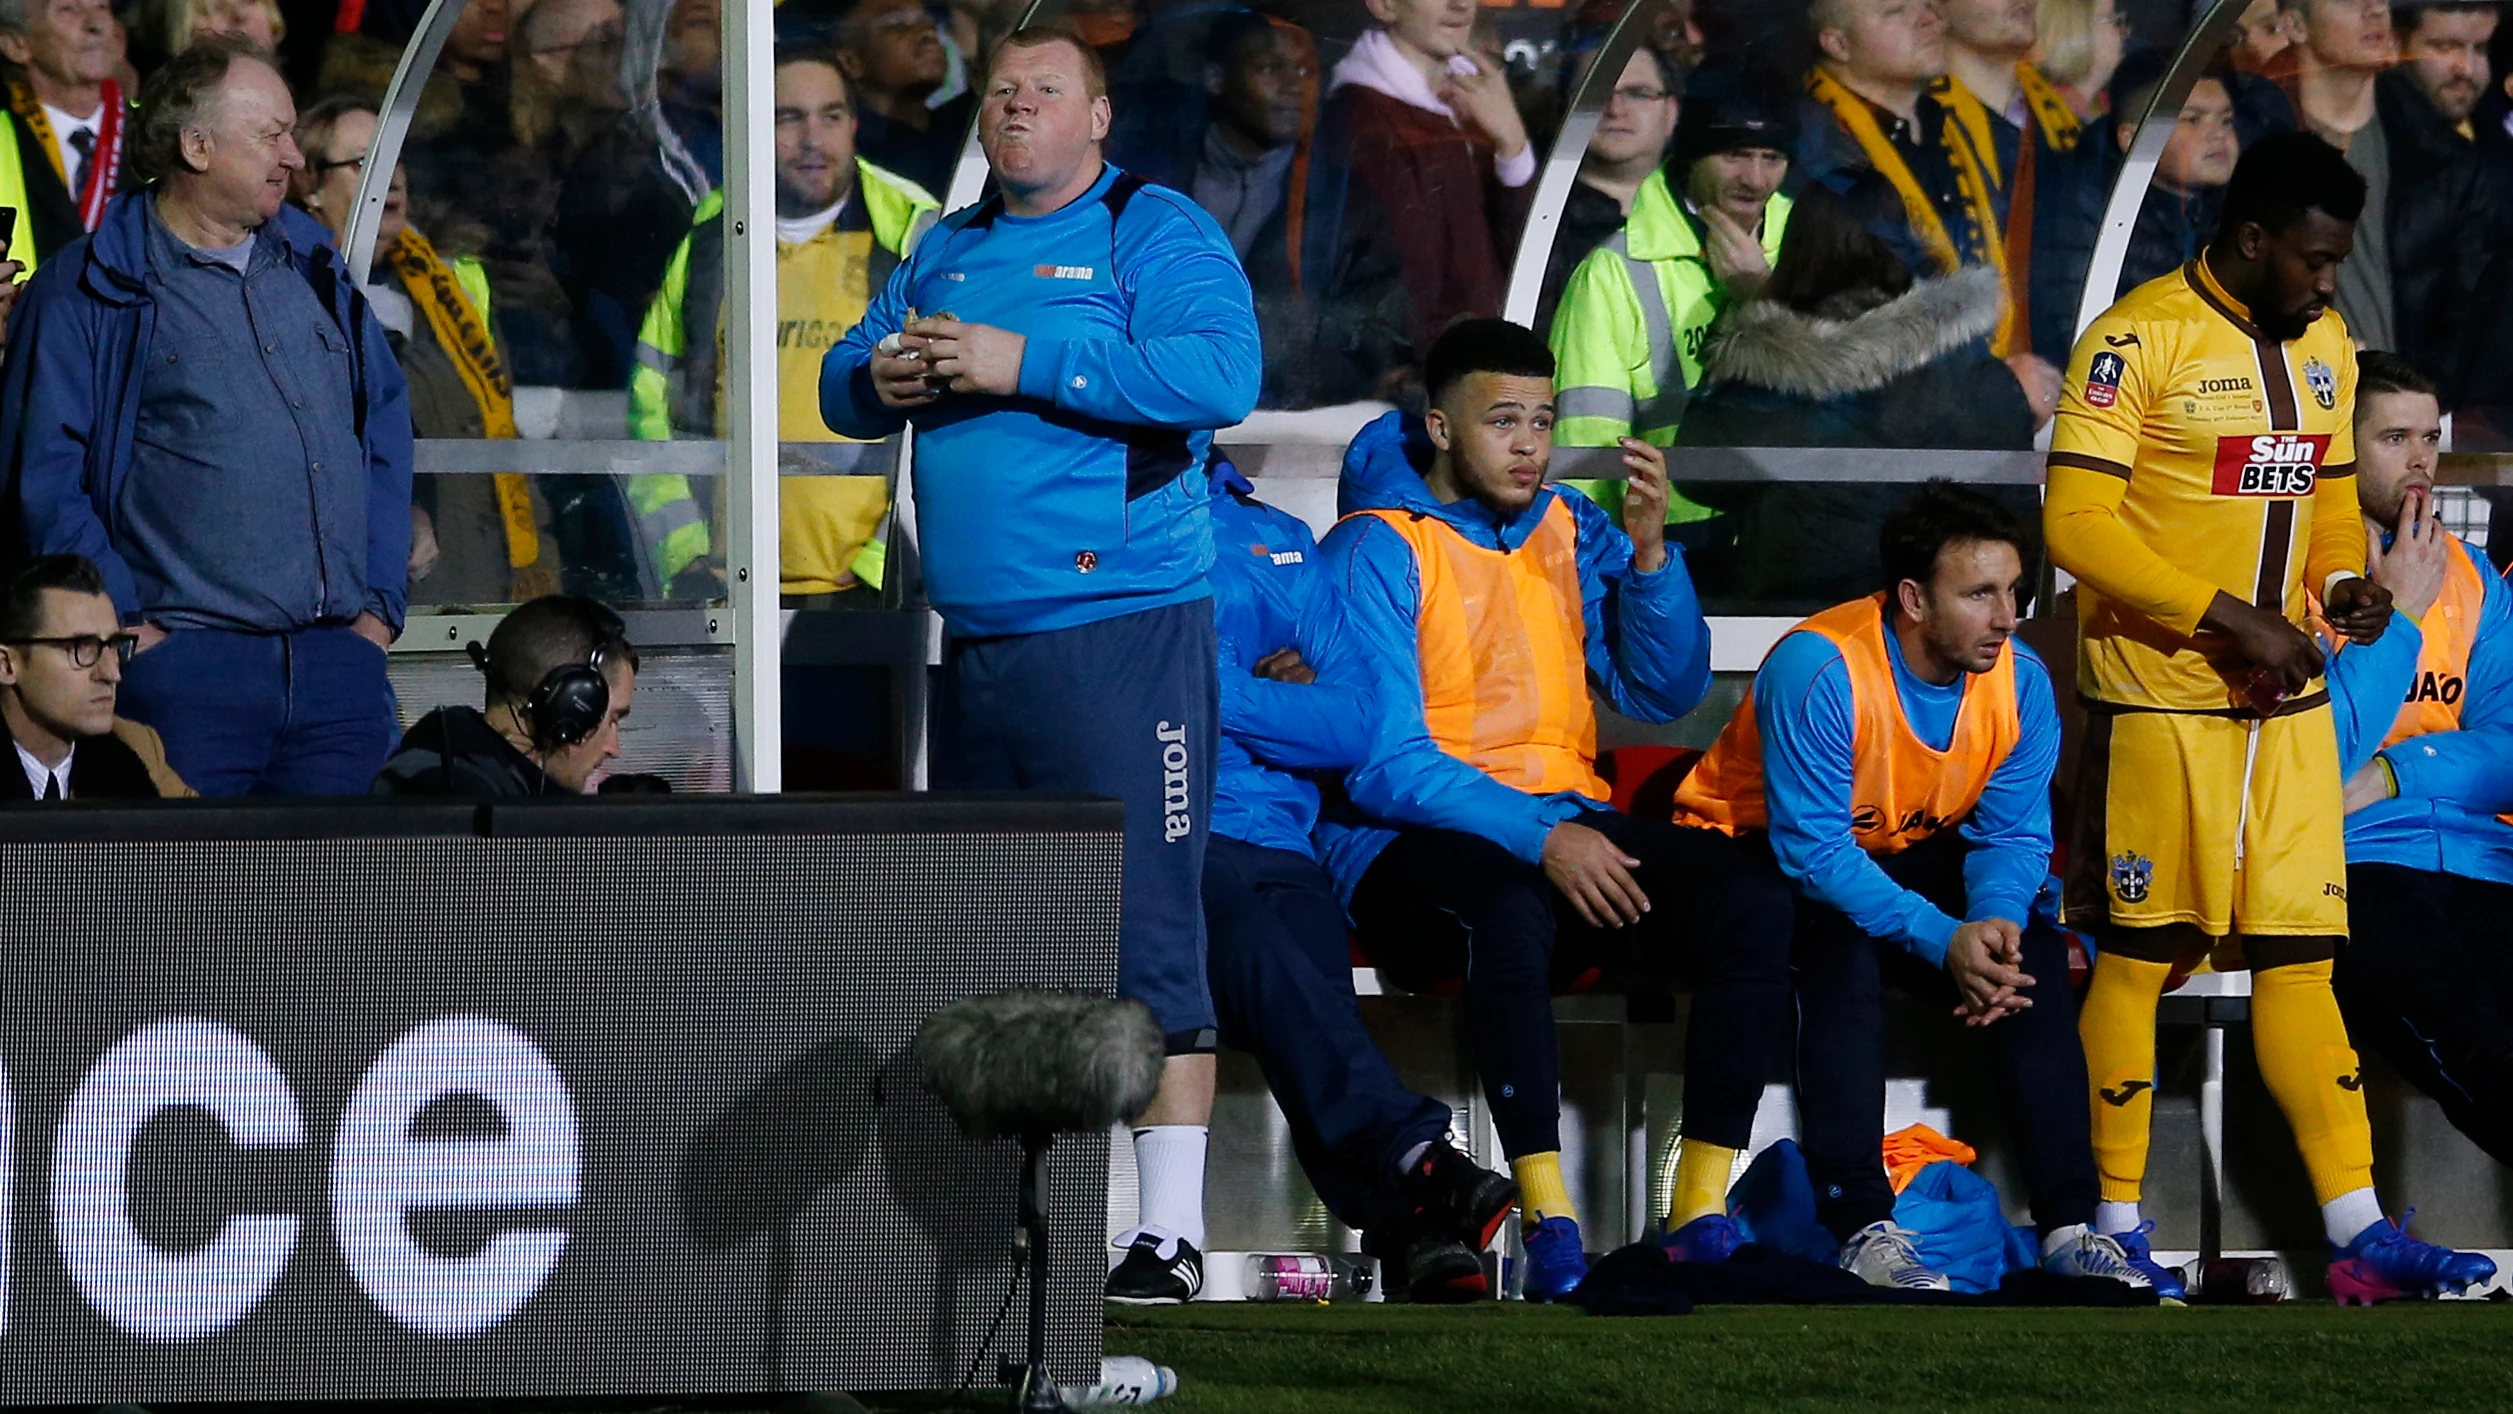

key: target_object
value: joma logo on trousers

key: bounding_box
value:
[1158,722,1191,842]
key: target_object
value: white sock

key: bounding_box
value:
[2040,1223,2091,1260]
[1130,1126,1208,1253]
[2322,1186,2387,1247]
[1397,1139,1435,1174]
[2096,1201,2142,1236]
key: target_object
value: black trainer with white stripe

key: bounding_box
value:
[1106,1233,1204,1305]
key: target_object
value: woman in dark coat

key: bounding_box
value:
[1677,191,2035,610]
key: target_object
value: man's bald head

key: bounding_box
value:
[1811,0,1947,84]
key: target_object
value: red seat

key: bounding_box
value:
[1597,745,1704,822]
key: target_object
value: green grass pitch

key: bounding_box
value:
[1049,1301,2513,1412]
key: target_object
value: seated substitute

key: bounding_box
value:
[2321,353,2513,1182]
[1320,319,1795,1301]
[0,554,191,800]
[1199,456,1518,1305]
[372,596,638,797]
[1672,484,2146,1293]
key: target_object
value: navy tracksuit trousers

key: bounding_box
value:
[1204,834,1453,1235]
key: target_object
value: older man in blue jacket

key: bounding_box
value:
[822,24,1260,1303]
[1,40,412,796]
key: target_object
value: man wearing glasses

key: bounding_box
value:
[0,555,190,800]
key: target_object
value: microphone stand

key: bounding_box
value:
[1015,1130,1065,1412]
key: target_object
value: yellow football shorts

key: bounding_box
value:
[2064,698,2349,937]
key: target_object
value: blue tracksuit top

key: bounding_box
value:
[2328,535,2513,886]
[1316,411,1714,904]
[1752,626,2061,967]
[1208,461,1374,858]
[820,164,1262,637]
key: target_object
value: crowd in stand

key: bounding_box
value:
[2,0,2509,618]
[13,0,2513,1330]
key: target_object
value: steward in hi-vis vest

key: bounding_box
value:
[2320,354,2513,1178]
[1548,64,1794,529]
[628,49,939,598]
[1318,319,1793,1303]
[1673,481,2152,1296]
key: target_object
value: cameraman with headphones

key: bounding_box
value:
[373,596,639,796]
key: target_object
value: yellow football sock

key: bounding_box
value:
[2080,951,2173,1204]
[2251,958,2376,1204]
[1668,1138,1740,1228]
[1513,1151,1575,1225]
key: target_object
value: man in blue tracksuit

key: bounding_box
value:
[2326,353,2513,1179]
[820,23,1261,1303]
[1318,319,1794,1302]
[1200,455,1519,1304]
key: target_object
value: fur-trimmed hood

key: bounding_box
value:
[1701,265,2008,400]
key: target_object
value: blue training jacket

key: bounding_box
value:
[1316,411,1714,904]
[1208,460,1375,858]
[821,164,1261,637]
[1751,626,2061,967]
[1,195,413,632]
[2328,535,2513,886]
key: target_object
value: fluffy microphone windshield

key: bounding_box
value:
[916,991,1164,1141]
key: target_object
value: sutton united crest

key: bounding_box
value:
[2111,852,2154,904]
[2305,356,2338,410]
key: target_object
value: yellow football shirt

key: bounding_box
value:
[2048,259,2362,712]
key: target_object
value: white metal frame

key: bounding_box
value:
[722,0,781,790]
[2071,0,2249,342]
[352,0,786,790]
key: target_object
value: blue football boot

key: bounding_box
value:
[2328,1212,2498,1305]
[2099,1222,2186,1302]
[1520,1215,1589,1302]
[1659,1213,1747,1265]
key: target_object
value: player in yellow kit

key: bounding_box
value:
[2047,133,2494,1301]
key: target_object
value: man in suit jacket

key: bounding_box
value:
[0,0,137,268]
[0,553,190,800]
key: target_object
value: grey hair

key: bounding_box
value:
[0,0,32,35]
[129,33,272,182]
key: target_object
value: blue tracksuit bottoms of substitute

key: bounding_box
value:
[1205,834,1454,1233]
[941,598,1220,1047]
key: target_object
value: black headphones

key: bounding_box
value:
[524,646,612,753]
[468,598,626,755]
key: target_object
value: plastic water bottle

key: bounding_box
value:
[1247,1253,1375,1301]
[1251,1254,1335,1301]
[1061,1356,1179,1406]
